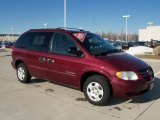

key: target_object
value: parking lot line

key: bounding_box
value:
[155,71,160,76]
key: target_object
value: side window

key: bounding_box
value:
[51,33,80,56]
[28,32,53,52]
[15,33,30,49]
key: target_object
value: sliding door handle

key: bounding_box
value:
[39,57,46,62]
[47,59,54,64]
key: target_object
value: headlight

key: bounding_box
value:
[116,71,138,81]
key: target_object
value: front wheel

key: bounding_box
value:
[17,63,31,83]
[83,75,111,106]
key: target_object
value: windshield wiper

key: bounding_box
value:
[100,49,122,56]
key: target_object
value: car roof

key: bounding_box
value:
[27,27,89,34]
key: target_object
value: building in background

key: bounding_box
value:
[139,26,160,41]
[96,32,138,41]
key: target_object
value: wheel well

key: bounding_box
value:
[80,72,113,94]
[15,60,24,68]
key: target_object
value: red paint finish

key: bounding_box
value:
[25,50,48,79]
[11,28,154,98]
[46,53,79,87]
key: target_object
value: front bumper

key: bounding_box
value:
[111,78,154,98]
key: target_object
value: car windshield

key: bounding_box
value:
[79,33,122,56]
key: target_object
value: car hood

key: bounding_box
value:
[96,52,149,71]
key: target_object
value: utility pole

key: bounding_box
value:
[10,27,14,41]
[43,23,48,29]
[147,22,153,27]
[123,15,130,43]
[64,0,67,27]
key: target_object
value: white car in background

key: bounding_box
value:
[1,42,7,48]
[110,43,122,50]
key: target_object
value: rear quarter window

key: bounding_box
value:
[27,32,53,52]
[15,33,30,49]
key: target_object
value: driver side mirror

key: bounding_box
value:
[68,47,83,57]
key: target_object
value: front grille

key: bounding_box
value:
[139,67,154,81]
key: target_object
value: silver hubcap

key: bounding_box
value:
[18,67,25,81]
[87,82,104,102]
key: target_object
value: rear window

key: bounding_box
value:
[15,32,53,52]
[27,32,53,52]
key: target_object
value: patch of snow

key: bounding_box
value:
[126,46,153,55]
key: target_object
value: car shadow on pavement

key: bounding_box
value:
[108,77,160,106]
[25,77,160,106]
[29,78,47,84]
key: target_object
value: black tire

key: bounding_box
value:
[16,63,31,83]
[83,75,111,106]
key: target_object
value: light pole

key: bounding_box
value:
[123,15,130,43]
[10,27,14,36]
[110,34,112,41]
[147,22,153,27]
[10,27,14,41]
[64,0,67,27]
[18,32,21,36]
[43,23,48,29]
[100,30,103,38]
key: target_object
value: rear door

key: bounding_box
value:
[26,32,53,79]
[46,33,83,87]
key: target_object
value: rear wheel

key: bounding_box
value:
[17,63,31,83]
[83,75,111,106]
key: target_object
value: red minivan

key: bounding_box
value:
[11,28,154,105]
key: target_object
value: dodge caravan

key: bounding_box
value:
[11,28,154,105]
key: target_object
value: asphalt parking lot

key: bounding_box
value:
[0,49,160,120]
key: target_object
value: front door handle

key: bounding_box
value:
[39,57,46,62]
[47,59,54,64]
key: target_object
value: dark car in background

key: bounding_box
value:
[121,42,129,49]
[128,41,152,48]
[135,41,147,46]
[1,41,15,48]
[0,41,2,48]
[128,41,136,48]
[110,42,122,50]
[145,40,160,48]
[1,41,8,48]
[154,41,160,48]
[5,42,15,48]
